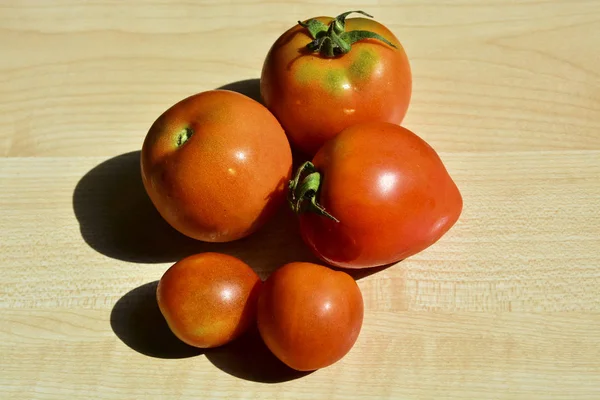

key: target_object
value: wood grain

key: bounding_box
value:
[2,310,599,400]
[1,1,599,399]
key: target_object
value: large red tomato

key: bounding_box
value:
[288,122,463,269]
[157,253,262,348]
[141,90,292,242]
[257,262,364,371]
[261,10,412,155]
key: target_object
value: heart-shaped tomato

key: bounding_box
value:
[288,121,463,268]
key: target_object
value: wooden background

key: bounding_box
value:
[1,1,599,399]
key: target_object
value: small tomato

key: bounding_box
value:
[257,262,364,371]
[157,253,262,348]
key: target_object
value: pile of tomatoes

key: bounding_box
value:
[139,11,463,372]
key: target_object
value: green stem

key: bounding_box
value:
[288,162,339,222]
[299,10,396,58]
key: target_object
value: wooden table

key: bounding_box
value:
[2,1,599,399]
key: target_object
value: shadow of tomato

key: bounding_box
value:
[111,281,312,382]
[72,149,317,277]
[217,78,262,103]
[110,281,203,359]
[204,326,313,383]
[73,151,200,263]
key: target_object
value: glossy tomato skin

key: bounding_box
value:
[157,253,262,348]
[257,262,364,371]
[141,90,292,242]
[299,122,463,269]
[261,16,411,155]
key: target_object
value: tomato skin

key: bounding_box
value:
[141,90,292,242]
[261,16,411,155]
[298,122,463,269]
[157,253,262,348]
[257,262,364,371]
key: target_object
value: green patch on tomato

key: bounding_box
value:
[296,63,350,96]
[348,49,379,81]
[295,51,378,96]
[323,70,351,96]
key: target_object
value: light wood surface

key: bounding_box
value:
[1,1,599,399]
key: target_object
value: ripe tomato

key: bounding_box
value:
[288,122,463,269]
[141,90,292,242]
[157,253,262,348]
[257,262,364,371]
[261,11,411,155]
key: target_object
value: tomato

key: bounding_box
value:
[157,253,262,348]
[261,10,411,155]
[257,262,364,371]
[141,90,292,242]
[288,122,463,269]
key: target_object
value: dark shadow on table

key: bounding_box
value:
[73,151,197,264]
[204,326,313,383]
[217,78,262,103]
[111,280,312,382]
[72,150,317,276]
[110,281,203,359]
[340,263,397,281]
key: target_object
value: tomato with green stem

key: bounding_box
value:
[288,122,463,269]
[261,10,412,155]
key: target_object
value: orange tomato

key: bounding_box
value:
[141,90,292,242]
[257,262,364,371]
[261,11,412,155]
[289,122,463,268]
[157,253,262,348]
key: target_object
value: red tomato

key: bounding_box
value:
[141,90,292,242]
[157,253,262,348]
[288,122,463,269]
[257,262,364,371]
[261,10,411,155]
